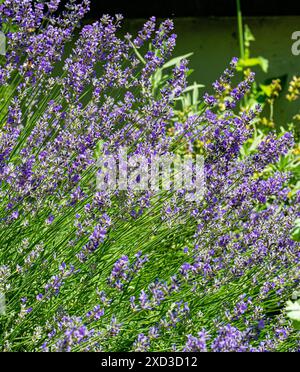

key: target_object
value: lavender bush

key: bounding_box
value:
[0,0,299,352]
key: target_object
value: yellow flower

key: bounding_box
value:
[286,76,300,102]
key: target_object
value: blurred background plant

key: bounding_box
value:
[150,0,300,200]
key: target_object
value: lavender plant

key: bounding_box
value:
[0,0,299,352]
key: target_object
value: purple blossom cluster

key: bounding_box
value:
[108,252,148,291]
[42,314,96,352]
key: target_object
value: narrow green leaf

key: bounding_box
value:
[162,53,193,69]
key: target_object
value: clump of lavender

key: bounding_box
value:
[0,0,299,353]
[108,252,148,291]
[42,314,96,352]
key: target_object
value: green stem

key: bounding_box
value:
[270,100,274,123]
[236,0,245,59]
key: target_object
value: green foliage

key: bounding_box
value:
[291,219,300,242]
[286,300,300,330]
[237,25,269,73]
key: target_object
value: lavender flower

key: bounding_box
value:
[133,333,150,352]
[183,331,208,352]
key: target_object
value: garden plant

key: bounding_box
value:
[0,0,299,352]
